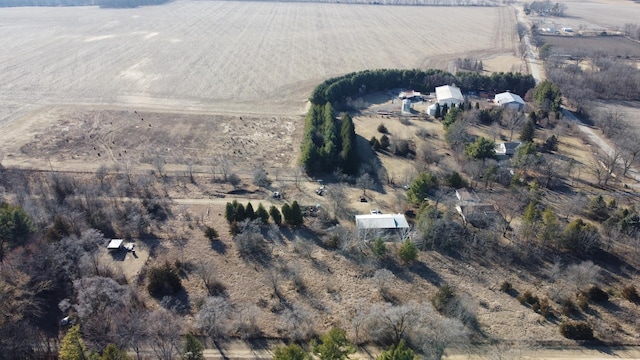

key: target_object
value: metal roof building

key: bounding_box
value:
[495,92,525,111]
[435,85,464,106]
[355,214,409,230]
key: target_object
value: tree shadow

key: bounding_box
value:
[108,249,127,261]
[409,260,444,286]
[210,239,228,254]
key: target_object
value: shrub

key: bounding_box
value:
[377,123,389,134]
[379,135,390,150]
[560,298,576,316]
[584,285,609,303]
[204,226,219,241]
[576,293,589,311]
[621,284,640,304]
[532,297,552,318]
[517,290,539,306]
[559,321,593,340]
[431,284,456,314]
[147,262,182,298]
[499,281,513,293]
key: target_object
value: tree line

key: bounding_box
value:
[300,103,358,175]
[309,68,535,108]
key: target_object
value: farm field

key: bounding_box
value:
[561,0,640,29]
[0,2,516,124]
[539,35,640,58]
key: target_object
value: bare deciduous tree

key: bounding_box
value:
[566,261,601,291]
[196,296,232,342]
[356,173,375,196]
[147,309,183,360]
[501,109,525,141]
[589,151,620,188]
[152,155,166,178]
[280,303,313,341]
[252,166,270,188]
[372,269,394,297]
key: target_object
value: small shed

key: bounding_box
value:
[107,239,124,250]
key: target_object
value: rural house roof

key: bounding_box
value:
[355,214,409,230]
[496,141,522,155]
[495,92,525,106]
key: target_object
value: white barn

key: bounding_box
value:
[495,92,525,111]
[428,85,464,115]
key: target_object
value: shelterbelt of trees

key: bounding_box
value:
[303,68,535,175]
[309,68,535,108]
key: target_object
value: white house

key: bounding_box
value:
[494,92,525,111]
[428,85,464,115]
[495,141,522,156]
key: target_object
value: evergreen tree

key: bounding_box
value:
[273,344,308,360]
[270,205,282,225]
[312,328,355,360]
[101,344,131,360]
[398,240,418,263]
[519,119,536,143]
[406,172,438,205]
[373,237,386,257]
[434,103,441,118]
[524,201,542,225]
[235,203,246,222]
[441,103,449,117]
[59,325,86,360]
[540,208,561,246]
[290,201,304,226]
[376,340,417,360]
[281,204,293,225]
[182,334,204,360]
[245,202,255,220]
[256,203,269,224]
[533,80,562,113]
[340,113,358,175]
[442,107,463,129]
[465,137,496,160]
[224,202,236,224]
[475,102,480,110]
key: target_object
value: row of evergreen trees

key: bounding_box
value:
[224,200,304,226]
[300,103,358,175]
[309,68,535,108]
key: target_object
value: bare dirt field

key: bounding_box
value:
[539,35,640,58]
[560,0,640,29]
[0,2,516,125]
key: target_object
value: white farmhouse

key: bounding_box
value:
[495,92,525,111]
